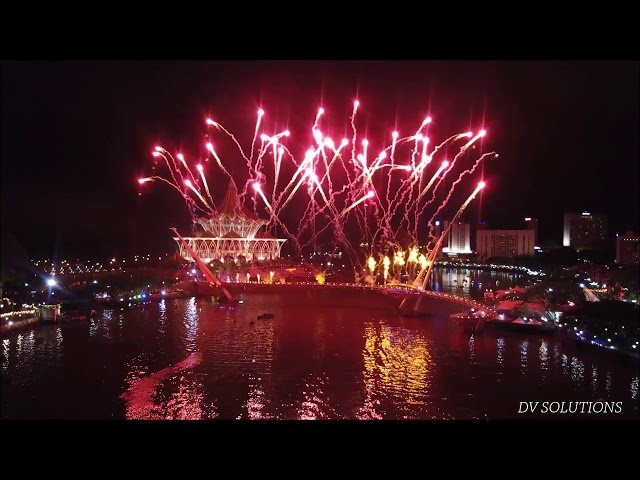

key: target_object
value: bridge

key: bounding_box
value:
[171,227,233,301]
[170,227,495,316]
[218,280,494,317]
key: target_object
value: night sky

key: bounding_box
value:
[2,61,638,259]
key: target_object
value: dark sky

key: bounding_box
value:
[2,61,638,259]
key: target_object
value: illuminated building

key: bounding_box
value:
[476,230,535,261]
[616,231,639,265]
[432,220,443,258]
[441,221,472,256]
[523,217,539,246]
[173,180,286,263]
[563,212,607,250]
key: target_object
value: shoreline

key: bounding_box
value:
[1,316,41,335]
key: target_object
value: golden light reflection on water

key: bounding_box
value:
[357,321,433,419]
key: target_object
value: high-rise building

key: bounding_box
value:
[563,212,607,250]
[616,231,639,265]
[441,221,472,256]
[524,217,539,245]
[476,230,535,261]
[432,220,444,258]
[433,220,443,241]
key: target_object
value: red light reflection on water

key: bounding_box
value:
[120,352,205,420]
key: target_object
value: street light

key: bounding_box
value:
[46,278,56,303]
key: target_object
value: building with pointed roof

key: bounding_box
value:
[173,180,286,263]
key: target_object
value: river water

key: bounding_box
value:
[2,280,637,420]
[427,266,531,299]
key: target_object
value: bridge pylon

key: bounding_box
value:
[170,227,233,301]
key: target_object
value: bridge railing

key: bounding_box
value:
[222,280,494,314]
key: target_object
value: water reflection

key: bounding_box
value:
[427,267,530,299]
[553,345,560,367]
[184,298,198,353]
[469,335,475,363]
[158,299,166,336]
[124,353,150,390]
[358,322,433,419]
[496,337,504,364]
[313,316,326,362]
[243,316,275,420]
[120,352,204,420]
[539,340,549,371]
[2,339,9,373]
[570,357,585,382]
[520,339,528,372]
[163,374,213,420]
[2,293,638,420]
[118,313,124,336]
[561,354,569,376]
[89,319,98,337]
[297,374,336,420]
[245,373,272,420]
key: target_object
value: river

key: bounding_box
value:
[2,283,637,419]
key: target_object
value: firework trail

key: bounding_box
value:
[196,164,216,206]
[397,180,486,312]
[153,148,184,191]
[139,99,496,285]
[207,119,252,171]
[424,150,497,247]
[410,132,477,239]
[382,132,463,239]
[250,109,264,163]
[205,143,233,180]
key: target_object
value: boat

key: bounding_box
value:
[257,313,274,320]
[40,304,62,322]
[486,316,557,335]
[61,313,88,323]
[450,310,489,333]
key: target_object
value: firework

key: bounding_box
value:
[139,99,496,287]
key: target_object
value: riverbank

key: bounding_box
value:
[1,315,40,335]
[560,329,640,363]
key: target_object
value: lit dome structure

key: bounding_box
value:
[173,180,286,263]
